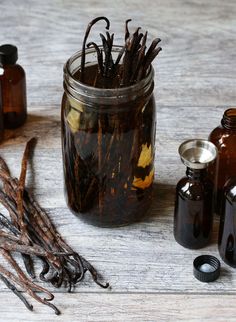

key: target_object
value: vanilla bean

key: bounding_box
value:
[0,212,19,235]
[0,273,33,311]
[0,238,70,258]
[0,134,110,315]
[0,262,60,314]
[81,257,109,288]
[114,44,126,68]
[17,138,36,242]
[22,254,35,279]
[79,18,161,87]
[132,31,147,82]
[80,16,110,82]
[0,213,35,278]
[100,33,113,77]
[141,46,162,79]
[125,19,132,40]
[0,154,107,289]
[1,249,54,301]
[87,42,103,74]
[144,38,161,62]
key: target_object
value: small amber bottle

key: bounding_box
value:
[174,140,217,249]
[218,178,236,267]
[0,83,4,141]
[209,108,236,215]
[0,44,27,129]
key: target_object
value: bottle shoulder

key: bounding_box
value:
[209,125,236,149]
[176,176,213,200]
[0,64,25,79]
[209,126,225,140]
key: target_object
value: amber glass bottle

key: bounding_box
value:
[218,178,236,267]
[0,44,27,128]
[174,168,215,249]
[0,84,3,142]
[174,140,217,249]
[209,108,236,215]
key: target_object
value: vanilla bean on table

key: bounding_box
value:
[0,138,109,315]
[0,273,33,311]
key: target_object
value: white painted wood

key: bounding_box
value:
[0,293,235,321]
[0,0,235,320]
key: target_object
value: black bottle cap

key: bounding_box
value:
[193,255,220,283]
[0,44,18,66]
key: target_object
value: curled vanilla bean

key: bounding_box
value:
[80,16,110,81]
[0,139,109,315]
[0,273,33,311]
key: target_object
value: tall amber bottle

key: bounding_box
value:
[0,44,27,128]
[218,178,236,267]
[0,83,4,142]
[209,108,236,215]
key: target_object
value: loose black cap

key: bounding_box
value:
[0,44,18,66]
[193,255,220,283]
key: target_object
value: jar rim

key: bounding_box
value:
[64,45,154,98]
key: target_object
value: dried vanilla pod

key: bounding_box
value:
[79,17,162,86]
[0,138,109,314]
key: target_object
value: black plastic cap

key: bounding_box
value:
[0,44,18,66]
[193,255,220,283]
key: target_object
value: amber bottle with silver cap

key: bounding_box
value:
[174,139,218,249]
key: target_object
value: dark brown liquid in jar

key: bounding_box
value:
[61,63,156,227]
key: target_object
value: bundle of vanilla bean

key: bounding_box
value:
[79,17,162,87]
[0,138,109,314]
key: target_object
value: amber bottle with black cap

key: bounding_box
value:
[209,108,236,215]
[0,44,27,128]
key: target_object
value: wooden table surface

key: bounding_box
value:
[0,0,236,321]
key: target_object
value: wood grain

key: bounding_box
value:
[0,293,235,321]
[0,0,235,320]
[0,0,236,108]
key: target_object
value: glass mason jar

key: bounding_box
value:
[61,47,156,227]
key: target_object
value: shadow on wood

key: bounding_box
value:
[144,182,175,222]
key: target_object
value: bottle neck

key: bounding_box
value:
[186,167,207,180]
[221,108,236,130]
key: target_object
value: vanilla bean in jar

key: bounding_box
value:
[62,50,156,227]
[61,18,161,227]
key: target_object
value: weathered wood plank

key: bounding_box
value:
[0,0,236,320]
[0,292,235,321]
[0,206,233,294]
[0,0,236,107]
